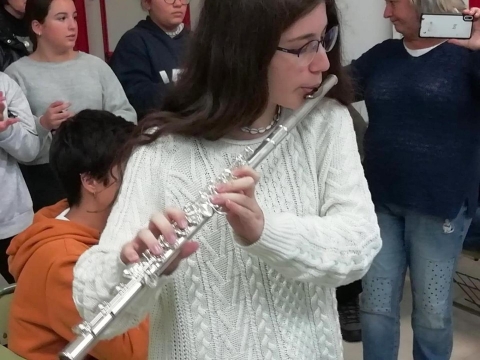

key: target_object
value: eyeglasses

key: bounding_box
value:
[276,25,339,66]
[164,0,190,4]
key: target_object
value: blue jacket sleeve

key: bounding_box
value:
[348,56,371,102]
[110,33,170,117]
[348,41,389,102]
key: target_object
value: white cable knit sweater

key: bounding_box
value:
[73,98,381,360]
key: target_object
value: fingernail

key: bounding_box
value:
[168,233,177,243]
[216,184,224,192]
[181,219,188,228]
[154,244,162,254]
[211,195,220,202]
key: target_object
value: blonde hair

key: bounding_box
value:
[410,0,467,14]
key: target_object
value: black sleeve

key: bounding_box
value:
[0,45,8,72]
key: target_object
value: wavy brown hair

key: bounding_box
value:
[119,0,352,165]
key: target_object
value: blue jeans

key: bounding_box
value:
[361,203,471,360]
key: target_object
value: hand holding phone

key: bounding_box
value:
[419,13,473,39]
[446,7,480,50]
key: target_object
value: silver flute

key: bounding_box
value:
[59,74,338,360]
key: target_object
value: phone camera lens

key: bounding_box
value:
[464,15,474,21]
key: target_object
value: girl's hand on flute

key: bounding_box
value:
[120,208,199,274]
[211,166,264,245]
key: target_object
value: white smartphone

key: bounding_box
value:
[419,13,473,39]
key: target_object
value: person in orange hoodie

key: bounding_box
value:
[7,109,148,360]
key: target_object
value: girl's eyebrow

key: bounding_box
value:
[286,26,328,43]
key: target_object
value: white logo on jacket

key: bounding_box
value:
[159,69,182,84]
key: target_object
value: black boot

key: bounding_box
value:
[338,297,362,343]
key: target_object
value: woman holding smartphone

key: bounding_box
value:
[349,1,480,358]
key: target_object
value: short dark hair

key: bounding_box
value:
[25,0,54,50]
[118,0,352,168]
[50,110,135,207]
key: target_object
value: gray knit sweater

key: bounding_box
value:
[5,52,137,165]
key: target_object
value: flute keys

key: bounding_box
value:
[142,250,156,261]
[183,204,202,225]
[158,235,174,250]
[98,301,109,314]
[172,221,189,238]
[74,322,92,336]
[243,146,254,157]
[123,268,134,279]
[115,283,126,294]
[184,202,213,223]
[143,272,159,288]
[175,227,189,238]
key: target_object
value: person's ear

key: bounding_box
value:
[32,20,43,37]
[80,173,99,199]
[141,0,152,11]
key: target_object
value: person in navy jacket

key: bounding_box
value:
[110,0,190,119]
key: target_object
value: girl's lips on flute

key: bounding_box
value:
[301,83,322,95]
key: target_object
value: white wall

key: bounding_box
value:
[84,0,104,59]
[336,0,392,118]
[189,0,203,28]
[337,0,392,63]
[106,0,146,53]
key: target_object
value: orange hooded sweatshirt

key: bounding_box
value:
[7,200,149,360]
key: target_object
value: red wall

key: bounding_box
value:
[74,0,89,53]
[184,5,191,28]
[470,1,480,8]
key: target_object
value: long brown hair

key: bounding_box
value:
[121,0,352,163]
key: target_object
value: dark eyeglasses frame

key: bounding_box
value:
[276,25,339,59]
[164,0,190,5]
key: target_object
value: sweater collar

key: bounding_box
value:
[143,16,186,40]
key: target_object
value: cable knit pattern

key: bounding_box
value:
[73,98,381,359]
